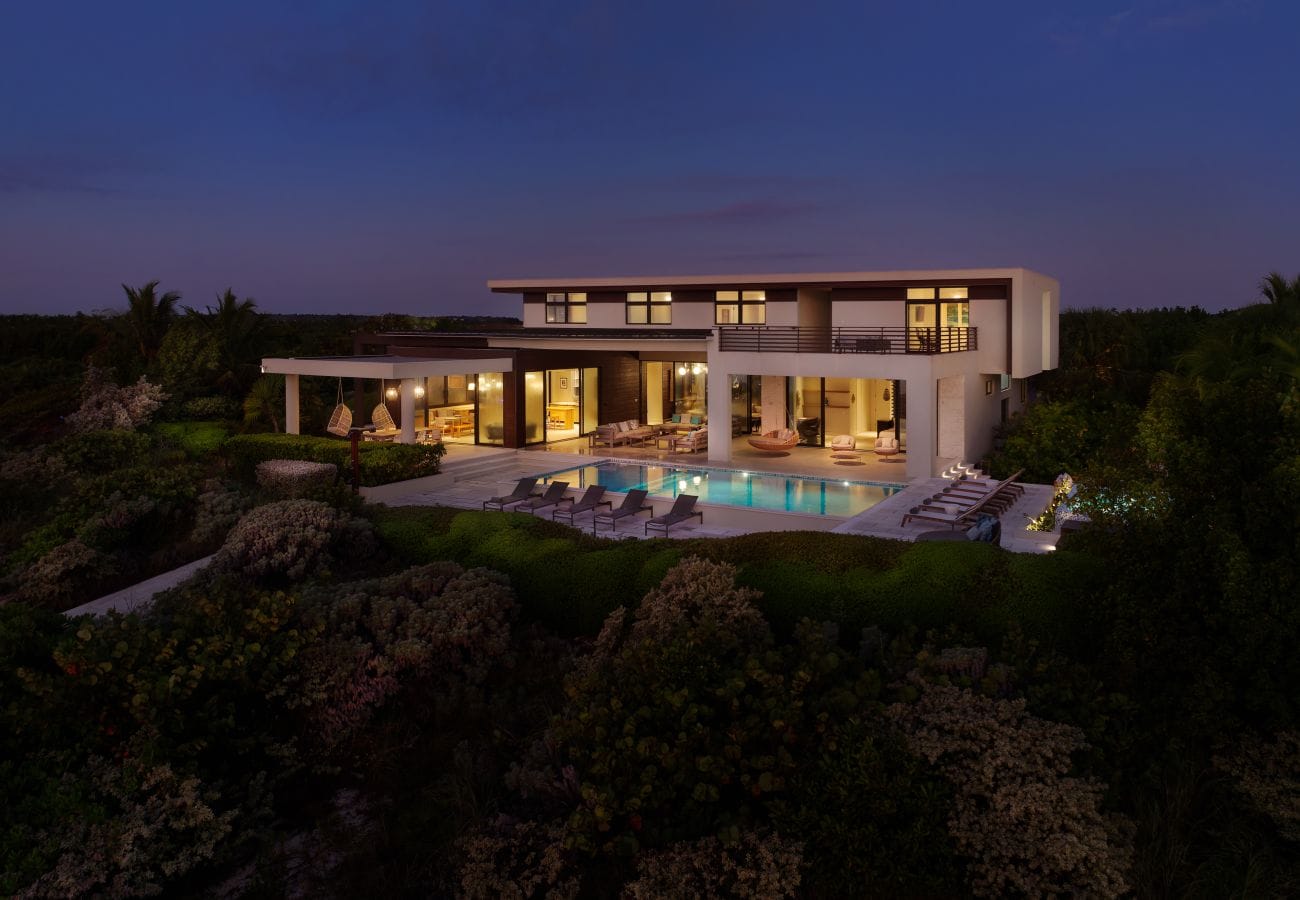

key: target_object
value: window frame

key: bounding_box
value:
[545,292,587,324]
[715,289,766,325]
[625,291,672,325]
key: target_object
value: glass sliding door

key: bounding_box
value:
[476,373,504,445]
[581,367,598,434]
[791,376,825,446]
[544,368,581,442]
[523,370,545,444]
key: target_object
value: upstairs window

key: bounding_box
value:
[940,287,969,326]
[715,290,766,325]
[545,292,587,324]
[626,291,672,324]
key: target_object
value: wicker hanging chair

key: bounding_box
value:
[326,380,352,436]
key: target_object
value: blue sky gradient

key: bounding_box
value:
[2,0,1296,315]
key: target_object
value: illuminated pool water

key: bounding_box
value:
[535,461,903,517]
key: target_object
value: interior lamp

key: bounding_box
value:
[691,364,702,375]
[677,366,687,376]
[468,380,477,391]
[385,386,398,400]
[414,384,425,399]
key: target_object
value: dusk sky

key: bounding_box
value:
[2,1,1296,317]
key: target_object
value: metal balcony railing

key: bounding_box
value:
[716,326,977,354]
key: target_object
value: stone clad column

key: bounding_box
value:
[399,378,416,444]
[905,377,934,479]
[285,373,300,435]
[705,362,730,463]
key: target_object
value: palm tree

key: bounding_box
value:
[1260,271,1300,309]
[121,280,181,369]
[188,288,263,393]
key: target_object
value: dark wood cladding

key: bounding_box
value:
[832,281,1009,301]
[599,356,642,425]
[518,287,797,303]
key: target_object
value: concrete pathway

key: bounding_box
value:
[65,554,216,618]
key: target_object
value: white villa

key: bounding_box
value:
[264,267,1059,480]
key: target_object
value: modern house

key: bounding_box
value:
[263,267,1059,480]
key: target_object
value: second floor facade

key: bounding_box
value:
[489,267,1059,380]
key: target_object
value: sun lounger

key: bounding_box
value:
[515,481,570,515]
[552,485,611,525]
[483,477,540,511]
[592,489,653,535]
[902,476,1014,529]
[644,494,703,536]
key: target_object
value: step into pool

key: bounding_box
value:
[535,460,903,517]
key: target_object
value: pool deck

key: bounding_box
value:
[367,441,1063,552]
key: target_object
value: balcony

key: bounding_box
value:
[716,326,977,354]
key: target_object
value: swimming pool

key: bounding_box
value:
[535,461,903,517]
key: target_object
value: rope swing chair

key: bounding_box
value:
[326,379,353,436]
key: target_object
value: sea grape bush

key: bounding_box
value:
[212,499,376,585]
[887,672,1133,898]
[292,563,516,755]
[456,818,580,900]
[554,558,876,859]
[187,480,251,549]
[771,717,961,898]
[65,366,167,433]
[620,830,803,900]
[14,538,117,607]
[19,758,235,900]
[1216,730,1300,843]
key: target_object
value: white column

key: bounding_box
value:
[905,377,935,480]
[706,363,731,463]
[285,373,300,435]
[399,377,416,444]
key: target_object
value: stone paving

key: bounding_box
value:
[380,445,1061,551]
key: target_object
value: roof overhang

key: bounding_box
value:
[260,355,514,379]
[487,267,1042,293]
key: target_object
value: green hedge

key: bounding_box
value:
[222,433,445,486]
[153,421,230,459]
[373,507,1107,646]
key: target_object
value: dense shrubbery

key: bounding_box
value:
[1,556,526,896]
[223,433,445,486]
[212,499,377,586]
[373,507,1104,646]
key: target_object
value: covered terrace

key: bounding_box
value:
[261,355,514,444]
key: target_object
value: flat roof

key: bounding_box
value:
[261,355,514,379]
[488,267,1051,292]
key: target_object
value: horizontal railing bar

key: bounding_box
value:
[716,326,977,354]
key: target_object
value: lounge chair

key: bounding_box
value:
[644,494,703,536]
[830,434,857,452]
[592,489,653,535]
[552,485,611,525]
[747,428,797,453]
[670,428,707,454]
[483,477,540,511]
[874,431,900,457]
[515,481,570,515]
